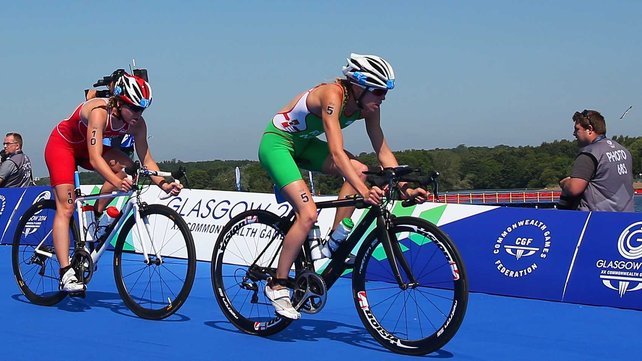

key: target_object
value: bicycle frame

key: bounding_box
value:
[73,189,160,266]
[279,197,416,291]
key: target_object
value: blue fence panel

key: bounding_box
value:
[563,211,642,309]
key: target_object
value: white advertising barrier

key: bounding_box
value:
[142,187,346,262]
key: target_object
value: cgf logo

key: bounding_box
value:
[597,222,642,297]
[493,219,552,278]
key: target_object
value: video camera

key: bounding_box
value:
[84,67,149,99]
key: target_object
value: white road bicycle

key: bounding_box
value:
[11,163,196,320]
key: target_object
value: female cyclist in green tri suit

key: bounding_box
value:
[258,53,428,319]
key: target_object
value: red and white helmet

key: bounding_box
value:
[113,73,153,108]
[342,53,395,90]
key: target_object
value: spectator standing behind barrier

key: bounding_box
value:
[0,132,35,187]
[558,110,634,212]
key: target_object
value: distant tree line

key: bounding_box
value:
[37,136,642,193]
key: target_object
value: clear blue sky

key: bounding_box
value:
[2,1,641,177]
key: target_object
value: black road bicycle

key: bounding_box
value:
[211,166,468,355]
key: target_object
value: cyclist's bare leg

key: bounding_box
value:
[273,179,318,287]
[95,148,133,213]
[52,184,76,268]
[322,156,368,229]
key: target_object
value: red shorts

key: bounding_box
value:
[44,128,111,186]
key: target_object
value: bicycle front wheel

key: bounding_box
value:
[352,216,468,355]
[12,200,74,306]
[211,209,295,336]
[113,204,196,320]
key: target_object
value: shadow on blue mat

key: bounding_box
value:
[10,291,191,322]
[204,319,455,358]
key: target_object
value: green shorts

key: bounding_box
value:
[258,131,329,189]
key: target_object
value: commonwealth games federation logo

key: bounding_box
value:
[597,222,642,297]
[493,219,552,278]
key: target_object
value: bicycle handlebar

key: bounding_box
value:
[124,161,190,200]
[124,161,188,183]
[363,166,440,206]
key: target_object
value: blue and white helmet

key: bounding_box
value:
[342,53,395,90]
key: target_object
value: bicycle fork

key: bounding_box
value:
[377,214,418,289]
[133,204,162,265]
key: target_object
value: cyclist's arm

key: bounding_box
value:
[84,104,123,188]
[365,114,429,201]
[130,119,181,194]
[320,88,370,198]
[364,112,398,169]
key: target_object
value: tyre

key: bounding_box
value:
[352,216,468,355]
[113,204,196,320]
[11,200,75,306]
[211,209,296,336]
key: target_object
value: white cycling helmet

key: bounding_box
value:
[342,53,395,90]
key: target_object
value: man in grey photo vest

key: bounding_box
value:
[559,110,634,212]
[0,132,35,188]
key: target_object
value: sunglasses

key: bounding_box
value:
[367,87,388,97]
[123,102,145,113]
[574,110,594,129]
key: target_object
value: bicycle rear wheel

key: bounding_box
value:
[352,216,468,355]
[113,204,196,320]
[211,209,295,336]
[11,200,75,306]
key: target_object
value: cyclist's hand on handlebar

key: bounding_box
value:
[120,177,134,192]
[363,186,385,205]
[161,181,183,196]
[404,187,429,204]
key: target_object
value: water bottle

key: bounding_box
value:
[321,218,354,258]
[82,205,97,242]
[95,206,120,240]
[307,224,323,261]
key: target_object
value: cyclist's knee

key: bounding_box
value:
[108,159,125,174]
[297,208,318,229]
[351,160,368,180]
[56,203,74,219]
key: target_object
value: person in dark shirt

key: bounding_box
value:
[559,110,634,212]
[0,132,34,188]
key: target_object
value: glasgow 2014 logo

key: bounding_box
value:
[493,219,552,278]
[597,221,642,297]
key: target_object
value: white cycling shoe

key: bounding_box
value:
[59,267,85,293]
[264,284,301,320]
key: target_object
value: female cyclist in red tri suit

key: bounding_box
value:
[44,73,182,293]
